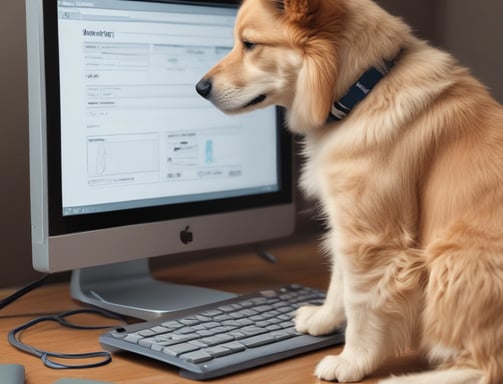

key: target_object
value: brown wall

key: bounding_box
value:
[0,0,502,288]
[377,0,437,41]
[0,0,39,286]
[436,0,503,102]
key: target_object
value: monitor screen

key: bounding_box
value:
[26,0,295,319]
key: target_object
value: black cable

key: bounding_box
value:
[0,274,50,311]
[8,308,127,369]
[1,275,129,368]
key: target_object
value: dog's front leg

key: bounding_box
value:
[295,250,346,335]
[314,289,391,382]
[296,248,392,382]
[314,247,423,382]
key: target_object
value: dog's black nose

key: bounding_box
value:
[195,78,212,98]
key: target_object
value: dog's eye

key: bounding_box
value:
[242,40,257,50]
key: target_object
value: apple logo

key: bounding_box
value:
[180,225,193,244]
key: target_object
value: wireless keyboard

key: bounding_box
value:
[100,284,345,380]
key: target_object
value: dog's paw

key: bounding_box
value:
[295,305,344,336]
[315,355,366,383]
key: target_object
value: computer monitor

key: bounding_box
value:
[26,0,295,320]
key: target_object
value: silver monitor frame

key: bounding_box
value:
[26,0,295,320]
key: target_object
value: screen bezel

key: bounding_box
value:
[43,0,293,236]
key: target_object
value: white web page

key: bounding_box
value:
[58,2,279,213]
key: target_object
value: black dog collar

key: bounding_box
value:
[328,50,402,122]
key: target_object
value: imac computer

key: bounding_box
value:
[26,0,295,320]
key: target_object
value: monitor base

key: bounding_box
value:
[70,259,237,320]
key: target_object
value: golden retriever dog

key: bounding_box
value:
[196,0,503,382]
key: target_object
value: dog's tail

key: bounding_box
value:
[378,368,487,384]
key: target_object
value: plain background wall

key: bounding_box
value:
[0,0,34,286]
[0,0,502,288]
[436,0,503,102]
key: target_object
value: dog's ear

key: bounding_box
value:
[273,0,322,26]
[290,43,337,131]
[272,0,341,131]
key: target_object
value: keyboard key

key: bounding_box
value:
[235,318,254,326]
[161,321,184,329]
[199,334,234,347]
[253,305,273,313]
[240,326,267,336]
[180,350,212,364]
[219,341,246,353]
[175,326,197,335]
[196,329,216,337]
[218,305,235,313]
[138,329,155,337]
[124,333,143,343]
[203,346,234,358]
[162,343,200,357]
[179,317,201,326]
[170,333,199,343]
[151,340,180,352]
[240,334,277,348]
[227,330,246,340]
[151,326,170,334]
[195,315,212,322]
[201,321,220,329]
[201,309,222,317]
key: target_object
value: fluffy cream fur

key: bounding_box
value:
[197,0,503,383]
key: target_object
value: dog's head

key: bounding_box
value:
[196,0,345,133]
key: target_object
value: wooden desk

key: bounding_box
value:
[0,237,427,383]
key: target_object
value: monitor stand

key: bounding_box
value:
[70,259,237,320]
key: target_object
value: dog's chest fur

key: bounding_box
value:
[300,129,377,235]
[299,120,422,264]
